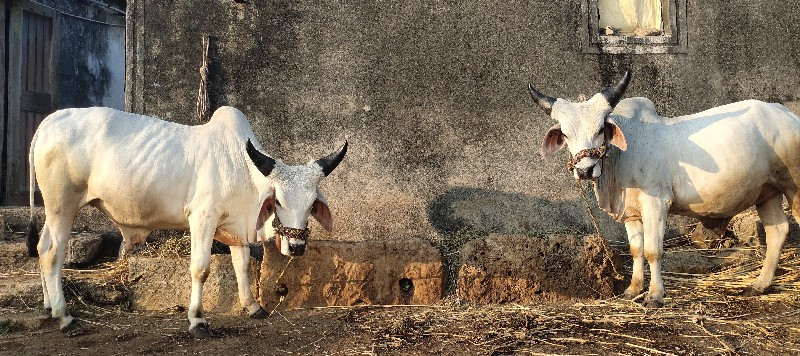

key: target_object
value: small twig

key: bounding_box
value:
[696,319,738,355]
[624,342,677,355]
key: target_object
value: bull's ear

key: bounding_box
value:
[604,117,627,151]
[541,123,566,157]
[311,190,333,232]
[256,191,275,231]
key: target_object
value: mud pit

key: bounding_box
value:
[2,233,800,353]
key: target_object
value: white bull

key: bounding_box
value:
[27,106,347,337]
[529,71,800,307]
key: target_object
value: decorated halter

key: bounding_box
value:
[566,142,608,172]
[272,214,310,241]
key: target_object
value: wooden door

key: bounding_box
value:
[5,1,58,205]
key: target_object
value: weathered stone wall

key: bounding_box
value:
[35,0,126,110]
[127,0,800,244]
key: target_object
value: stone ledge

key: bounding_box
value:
[127,255,259,315]
[457,234,619,304]
[259,238,444,310]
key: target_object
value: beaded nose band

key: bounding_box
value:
[272,215,310,241]
[566,143,607,172]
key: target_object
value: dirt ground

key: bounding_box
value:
[1,293,800,355]
[3,234,800,354]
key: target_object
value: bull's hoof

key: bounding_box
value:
[621,291,642,301]
[643,299,664,308]
[60,319,87,337]
[249,307,269,319]
[189,323,212,339]
[739,286,770,297]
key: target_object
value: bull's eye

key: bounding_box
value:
[275,200,282,207]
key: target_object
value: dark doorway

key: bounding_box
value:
[3,0,58,205]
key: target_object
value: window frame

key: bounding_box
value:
[580,0,687,54]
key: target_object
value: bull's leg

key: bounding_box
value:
[745,194,789,295]
[187,211,216,339]
[640,194,669,308]
[230,245,266,318]
[37,224,52,313]
[622,220,645,299]
[40,214,84,336]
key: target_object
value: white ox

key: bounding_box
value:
[529,71,800,307]
[27,106,347,337]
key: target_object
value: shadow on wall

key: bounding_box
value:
[427,186,693,244]
[427,186,618,238]
[426,186,627,295]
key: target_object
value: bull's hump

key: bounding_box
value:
[612,97,658,122]
[207,106,254,137]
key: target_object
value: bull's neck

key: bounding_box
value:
[594,146,619,191]
[591,142,622,215]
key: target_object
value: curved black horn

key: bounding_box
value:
[246,139,276,177]
[527,83,557,115]
[601,69,632,108]
[315,141,348,177]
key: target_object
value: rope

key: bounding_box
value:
[269,256,294,316]
[575,178,624,280]
[196,36,211,123]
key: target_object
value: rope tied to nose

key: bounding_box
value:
[567,143,608,172]
[272,215,310,241]
[266,215,309,316]
[269,255,294,317]
[574,178,623,281]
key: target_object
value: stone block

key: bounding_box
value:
[457,234,619,303]
[730,213,763,247]
[65,233,104,265]
[127,255,259,315]
[662,251,718,275]
[259,239,443,311]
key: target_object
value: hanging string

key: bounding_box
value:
[196,36,211,123]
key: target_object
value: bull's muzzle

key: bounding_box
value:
[568,143,607,180]
[575,164,597,180]
[288,240,306,256]
[273,217,309,257]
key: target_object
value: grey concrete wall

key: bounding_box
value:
[127,0,800,244]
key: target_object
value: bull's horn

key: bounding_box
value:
[527,83,557,115]
[601,69,632,108]
[315,141,348,177]
[246,139,276,177]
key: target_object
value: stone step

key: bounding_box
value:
[0,310,55,332]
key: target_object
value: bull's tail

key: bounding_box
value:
[27,128,39,257]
